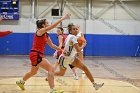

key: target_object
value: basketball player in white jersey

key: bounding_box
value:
[68,24,85,80]
[54,24,104,90]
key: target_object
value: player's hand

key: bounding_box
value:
[6,30,13,34]
[9,30,13,33]
[53,51,57,58]
[61,13,71,20]
[63,50,68,56]
[81,42,86,49]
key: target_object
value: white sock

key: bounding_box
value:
[20,80,25,83]
[50,87,55,92]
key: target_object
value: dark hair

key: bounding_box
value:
[67,23,74,34]
[57,27,64,32]
[36,19,46,28]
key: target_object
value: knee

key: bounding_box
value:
[56,71,65,76]
[48,66,54,72]
[59,73,65,76]
[48,67,55,76]
[48,71,54,77]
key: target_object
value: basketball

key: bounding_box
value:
[77,36,86,46]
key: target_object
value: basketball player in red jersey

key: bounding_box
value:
[55,27,67,59]
[49,27,67,78]
[16,14,70,93]
[0,18,13,38]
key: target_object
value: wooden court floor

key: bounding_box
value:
[0,55,140,93]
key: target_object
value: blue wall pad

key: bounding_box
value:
[0,33,30,55]
[0,33,140,56]
[84,34,140,56]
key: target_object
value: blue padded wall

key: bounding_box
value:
[84,34,140,56]
[0,33,140,56]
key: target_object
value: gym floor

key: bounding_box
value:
[0,55,140,93]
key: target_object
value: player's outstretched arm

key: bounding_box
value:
[0,31,13,38]
[38,14,70,35]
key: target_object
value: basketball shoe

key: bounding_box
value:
[93,82,104,90]
[51,88,64,93]
[16,80,25,90]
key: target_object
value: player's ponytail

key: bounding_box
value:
[36,19,46,28]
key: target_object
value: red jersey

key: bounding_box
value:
[56,34,67,59]
[58,34,67,48]
[31,33,48,54]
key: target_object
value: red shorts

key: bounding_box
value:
[29,50,44,66]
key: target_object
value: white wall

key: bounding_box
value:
[86,20,140,35]
[1,18,140,35]
[92,1,140,20]
[0,0,140,35]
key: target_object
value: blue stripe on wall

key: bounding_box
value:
[0,33,30,54]
[84,34,140,56]
[0,33,58,55]
[0,33,140,56]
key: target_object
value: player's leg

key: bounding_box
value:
[69,64,78,80]
[54,66,67,76]
[54,56,67,76]
[53,61,59,71]
[16,66,39,90]
[45,61,59,81]
[39,58,55,89]
[71,51,84,80]
[23,66,39,81]
[71,57,104,90]
[16,53,42,90]
[44,61,66,93]
[71,58,94,82]
[40,58,64,93]
[77,52,85,75]
[76,51,83,61]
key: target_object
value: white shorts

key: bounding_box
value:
[58,55,75,68]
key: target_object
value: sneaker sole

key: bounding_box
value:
[16,81,25,90]
[52,90,64,93]
[95,83,104,90]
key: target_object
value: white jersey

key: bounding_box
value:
[63,34,78,57]
[58,34,78,68]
